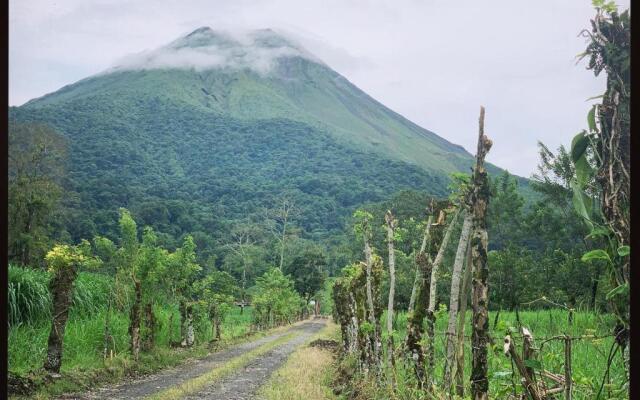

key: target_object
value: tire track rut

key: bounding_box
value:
[75,319,326,400]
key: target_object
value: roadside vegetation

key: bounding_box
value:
[330,3,629,399]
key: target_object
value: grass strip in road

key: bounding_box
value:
[145,332,299,400]
[258,320,340,400]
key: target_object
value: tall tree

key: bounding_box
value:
[487,171,524,250]
[195,271,238,341]
[115,208,143,361]
[265,196,300,270]
[225,222,264,313]
[167,235,201,347]
[8,123,68,267]
[284,246,327,318]
[137,227,166,350]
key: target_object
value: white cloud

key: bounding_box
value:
[105,28,317,75]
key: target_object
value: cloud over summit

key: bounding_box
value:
[108,27,319,75]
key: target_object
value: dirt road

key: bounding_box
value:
[73,319,327,400]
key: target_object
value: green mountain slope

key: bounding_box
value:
[9,27,525,257]
[23,28,472,175]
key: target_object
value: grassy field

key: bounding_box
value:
[343,309,626,400]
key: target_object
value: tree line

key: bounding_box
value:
[10,203,328,375]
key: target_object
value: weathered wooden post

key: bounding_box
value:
[470,106,492,400]
[385,210,398,390]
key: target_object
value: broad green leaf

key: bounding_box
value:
[524,359,542,370]
[587,105,597,132]
[571,179,594,230]
[586,227,610,239]
[571,131,589,163]
[581,249,611,263]
[617,246,630,257]
[571,131,594,185]
[606,283,628,300]
[493,371,512,378]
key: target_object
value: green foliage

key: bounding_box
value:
[45,240,98,273]
[251,268,302,327]
[165,234,202,301]
[581,249,611,262]
[195,270,239,320]
[447,171,471,203]
[8,123,68,267]
[284,246,327,301]
[8,104,455,264]
[487,171,525,249]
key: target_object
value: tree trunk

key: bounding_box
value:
[408,216,433,314]
[279,216,287,270]
[129,279,142,361]
[103,298,113,360]
[443,211,473,392]
[590,264,601,313]
[384,211,397,389]
[405,251,432,389]
[455,239,473,397]
[142,302,156,351]
[428,209,460,313]
[241,266,247,315]
[180,300,194,347]
[408,264,420,315]
[179,299,186,343]
[215,313,222,341]
[185,304,195,346]
[43,266,78,373]
[363,228,382,372]
[470,106,492,400]
[425,208,460,383]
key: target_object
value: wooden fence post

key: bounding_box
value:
[565,335,572,400]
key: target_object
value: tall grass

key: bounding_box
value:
[8,266,51,326]
[365,309,626,399]
[8,265,114,327]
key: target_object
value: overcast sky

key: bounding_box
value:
[9,0,629,177]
